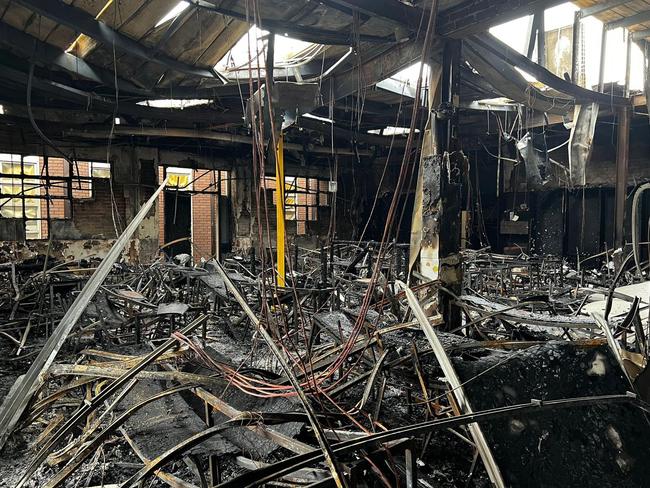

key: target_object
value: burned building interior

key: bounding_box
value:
[4,0,650,486]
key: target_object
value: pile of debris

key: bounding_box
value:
[0,238,649,487]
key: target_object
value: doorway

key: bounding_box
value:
[163,190,191,257]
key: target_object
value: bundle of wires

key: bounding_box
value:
[176,0,438,405]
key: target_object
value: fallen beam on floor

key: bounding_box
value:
[0,176,170,451]
[397,280,506,488]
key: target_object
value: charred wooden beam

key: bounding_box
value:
[581,0,628,18]
[536,9,546,67]
[0,63,242,125]
[632,27,650,41]
[436,39,463,328]
[322,39,439,104]
[320,0,565,40]
[598,25,608,92]
[470,33,629,105]
[438,0,565,38]
[608,9,650,30]
[571,10,582,83]
[463,41,573,114]
[298,116,407,148]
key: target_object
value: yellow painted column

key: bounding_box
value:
[275,134,286,287]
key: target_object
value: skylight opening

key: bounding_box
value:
[155,1,190,28]
[368,127,418,136]
[137,99,210,109]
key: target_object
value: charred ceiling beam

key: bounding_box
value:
[460,63,502,99]
[464,41,573,115]
[369,60,498,103]
[438,0,565,38]
[580,0,628,18]
[297,116,407,147]
[0,64,242,125]
[309,105,425,130]
[65,126,373,156]
[153,83,253,99]
[322,39,435,103]
[0,102,241,127]
[321,0,568,40]
[632,27,650,41]
[346,97,401,115]
[190,0,391,45]
[13,0,224,80]
[470,33,630,106]
[0,20,149,96]
[319,0,423,30]
[607,9,650,29]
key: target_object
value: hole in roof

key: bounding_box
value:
[215,26,325,79]
[66,0,114,53]
[376,62,430,99]
[156,1,190,28]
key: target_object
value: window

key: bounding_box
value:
[161,167,228,194]
[262,175,329,235]
[165,167,193,190]
[91,162,111,179]
[0,156,111,240]
[0,154,41,239]
[218,171,229,196]
[488,2,644,91]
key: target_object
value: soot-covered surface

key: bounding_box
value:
[453,343,650,488]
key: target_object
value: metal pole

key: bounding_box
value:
[537,10,546,67]
[624,30,632,97]
[598,25,608,92]
[614,106,631,249]
[275,134,286,287]
[571,11,582,84]
[210,170,216,258]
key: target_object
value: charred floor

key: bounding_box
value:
[1,0,650,487]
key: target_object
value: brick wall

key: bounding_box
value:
[40,157,65,238]
[71,178,127,238]
[192,170,216,260]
